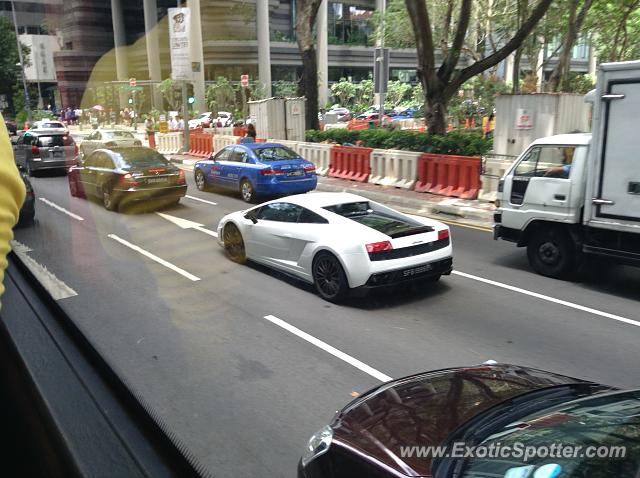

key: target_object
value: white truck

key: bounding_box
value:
[494,60,640,278]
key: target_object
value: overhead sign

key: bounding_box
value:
[516,108,534,130]
[129,77,137,87]
[168,7,191,81]
[241,74,249,88]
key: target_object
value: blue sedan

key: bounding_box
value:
[193,143,318,202]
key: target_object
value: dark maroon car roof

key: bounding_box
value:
[332,364,589,477]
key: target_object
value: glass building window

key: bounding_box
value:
[328,2,374,46]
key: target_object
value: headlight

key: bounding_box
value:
[301,425,333,467]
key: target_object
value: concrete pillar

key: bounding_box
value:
[187,0,206,113]
[504,53,514,84]
[317,0,328,107]
[536,36,544,92]
[256,0,272,97]
[588,42,597,77]
[110,0,128,108]
[143,0,162,109]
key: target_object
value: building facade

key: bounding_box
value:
[49,0,597,110]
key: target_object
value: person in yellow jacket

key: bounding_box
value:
[0,113,26,300]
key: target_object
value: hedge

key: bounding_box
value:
[305,129,492,156]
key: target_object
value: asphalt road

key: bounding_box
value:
[11,169,640,477]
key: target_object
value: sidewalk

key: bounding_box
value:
[168,153,494,229]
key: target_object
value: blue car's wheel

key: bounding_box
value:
[195,169,207,191]
[240,179,256,203]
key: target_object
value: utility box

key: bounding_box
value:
[494,94,591,156]
[248,97,306,141]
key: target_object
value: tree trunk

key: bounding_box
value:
[405,0,553,135]
[548,0,593,91]
[295,0,321,130]
[424,88,448,135]
[299,47,319,130]
[512,47,523,93]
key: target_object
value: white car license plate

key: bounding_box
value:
[147,177,167,184]
[53,151,63,159]
[402,264,433,277]
[288,170,303,177]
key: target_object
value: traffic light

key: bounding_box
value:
[188,96,195,105]
[128,97,133,104]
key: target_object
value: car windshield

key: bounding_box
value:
[460,391,640,477]
[37,135,73,147]
[103,131,134,139]
[253,146,299,161]
[113,149,170,168]
[4,3,639,478]
[324,201,428,236]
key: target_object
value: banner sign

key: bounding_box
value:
[168,8,191,81]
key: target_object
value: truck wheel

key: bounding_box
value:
[527,227,576,279]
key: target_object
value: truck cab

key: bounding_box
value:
[494,61,640,279]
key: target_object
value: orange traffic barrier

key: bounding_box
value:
[414,153,481,199]
[328,145,372,182]
[187,132,213,157]
[347,119,378,131]
[233,126,247,137]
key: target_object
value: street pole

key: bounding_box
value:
[377,0,386,126]
[182,80,189,151]
[132,90,137,131]
[11,0,31,123]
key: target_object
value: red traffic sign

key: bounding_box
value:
[240,74,249,88]
[129,77,137,87]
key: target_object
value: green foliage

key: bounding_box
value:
[448,76,508,121]
[587,0,640,62]
[158,79,181,111]
[305,129,491,156]
[565,73,596,94]
[384,81,413,107]
[1,17,31,114]
[206,77,236,113]
[330,78,357,107]
[272,80,298,97]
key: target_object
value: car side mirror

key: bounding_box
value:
[244,212,258,224]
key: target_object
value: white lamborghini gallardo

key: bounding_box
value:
[217,192,453,301]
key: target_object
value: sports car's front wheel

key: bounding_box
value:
[312,252,349,302]
[223,223,246,264]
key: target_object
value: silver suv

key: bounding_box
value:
[13,130,78,176]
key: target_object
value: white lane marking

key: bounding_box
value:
[107,234,201,282]
[10,240,78,300]
[39,197,84,221]
[264,315,393,382]
[452,270,640,328]
[155,212,218,237]
[185,195,218,206]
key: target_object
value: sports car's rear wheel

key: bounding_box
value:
[223,223,246,264]
[312,252,349,302]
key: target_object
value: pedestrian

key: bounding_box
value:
[169,115,178,131]
[177,115,185,131]
[239,123,256,144]
[145,116,156,149]
[484,113,494,139]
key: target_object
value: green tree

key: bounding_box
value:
[272,80,298,97]
[0,17,31,115]
[330,78,357,106]
[385,80,413,107]
[158,79,182,111]
[587,0,640,62]
[206,77,237,113]
[404,0,553,134]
